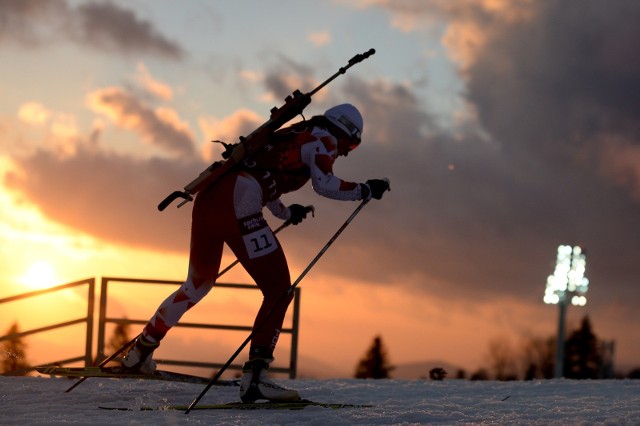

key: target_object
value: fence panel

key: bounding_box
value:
[1,277,299,378]
[0,279,95,372]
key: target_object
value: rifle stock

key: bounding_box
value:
[158,49,375,211]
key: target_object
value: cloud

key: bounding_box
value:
[86,87,196,157]
[0,0,185,59]
[5,138,199,253]
[73,1,184,59]
[358,0,535,69]
[346,0,640,305]
[262,56,318,101]
[0,0,68,46]
[18,102,51,125]
[135,63,174,101]
[453,1,640,198]
[363,0,640,204]
[18,101,80,157]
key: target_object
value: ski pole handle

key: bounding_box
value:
[297,205,316,221]
[383,177,391,191]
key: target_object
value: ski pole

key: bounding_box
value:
[185,199,371,413]
[64,206,312,393]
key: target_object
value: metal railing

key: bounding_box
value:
[1,276,300,378]
[0,278,95,371]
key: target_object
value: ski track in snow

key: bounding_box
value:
[1,376,638,425]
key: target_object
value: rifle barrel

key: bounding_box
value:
[307,48,375,97]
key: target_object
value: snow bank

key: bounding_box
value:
[1,376,638,424]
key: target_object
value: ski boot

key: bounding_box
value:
[121,335,159,375]
[239,358,300,402]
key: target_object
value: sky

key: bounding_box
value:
[1,0,639,376]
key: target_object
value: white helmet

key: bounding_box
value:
[324,104,363,142]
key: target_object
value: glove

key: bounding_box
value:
[363,179,390,200]
[288,204,309,225]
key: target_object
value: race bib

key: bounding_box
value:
[242,227,278,259]
[239,213,278,259]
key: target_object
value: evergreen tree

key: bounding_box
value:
[1,323,31,375]
[564,316,602,379]
[354,335,394,379]
[107,320,132,354]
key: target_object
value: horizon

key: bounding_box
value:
[2,275,635,379]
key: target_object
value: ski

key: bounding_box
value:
[36,366,238,386]
[99,399,373,411]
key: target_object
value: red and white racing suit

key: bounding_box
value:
[141,124,366,356]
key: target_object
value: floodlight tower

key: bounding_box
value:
[543,245,589,378]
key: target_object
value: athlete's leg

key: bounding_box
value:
[123,175,236,373]
[141,181,231,342]
[224,174,294,358]
[221,174,299,402]
[226,215,294,357]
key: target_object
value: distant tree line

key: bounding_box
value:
[470,316,616,381]
[353,316,638,380]
[2,316,639,379]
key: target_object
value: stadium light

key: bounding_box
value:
[544,245,589,378]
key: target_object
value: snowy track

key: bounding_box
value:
[1,376,638,424]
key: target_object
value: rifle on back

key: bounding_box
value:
[158,48,375,211]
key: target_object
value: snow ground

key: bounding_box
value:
[1,376,638,425]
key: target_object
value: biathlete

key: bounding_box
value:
[122,103,390,402]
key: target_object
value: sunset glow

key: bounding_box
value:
[20,261,57,291]
[1,1,639,378]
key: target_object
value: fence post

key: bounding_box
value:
[84,279,95,366]
[96,277,109,363]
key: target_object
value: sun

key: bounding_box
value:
[20,261,58,290]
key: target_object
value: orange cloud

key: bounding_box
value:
[17,102,80,157]
[86,87,196,157]
[18,102,51,125]
[135,62,174,101]
[440,0,535,71]
[357,0,535,71]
